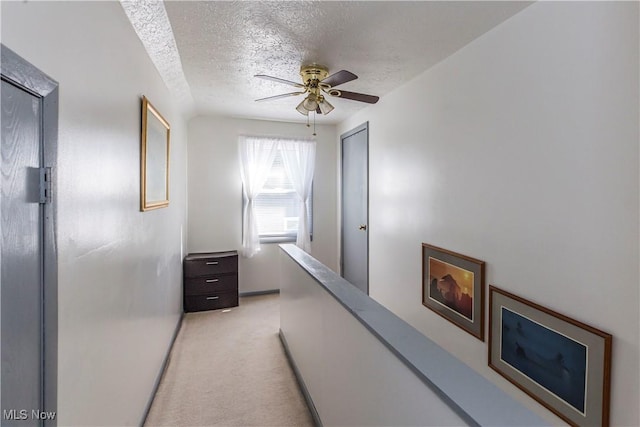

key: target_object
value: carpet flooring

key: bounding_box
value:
[144,294,314,426]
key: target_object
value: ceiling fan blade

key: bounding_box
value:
[332,90,379,104]
[321,70,357,88]
[255,91,305,102]
[255,74,304,88]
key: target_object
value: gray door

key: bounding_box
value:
[1,45,59,426]
[1,76,44,425]
[341,123,368,294]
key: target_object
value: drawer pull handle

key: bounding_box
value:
[206,279,219,283]
[206,261,219,265]
[206,296,219,301]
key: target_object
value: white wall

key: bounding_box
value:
[187,116,338,293]
[1,2,187,426]
[279,246,470,426]
[338,2,639,426]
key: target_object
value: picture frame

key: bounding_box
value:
[421,243,485,340]
[141,96,170,211]
[488,286,612,426]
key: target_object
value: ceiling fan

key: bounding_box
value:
[254,64,379,116]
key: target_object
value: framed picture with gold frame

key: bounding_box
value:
[141,96,170,211]
[422,243,485,340]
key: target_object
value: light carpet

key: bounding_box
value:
[144,294,314,427]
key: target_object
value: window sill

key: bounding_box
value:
[259,235,313,244]
[260,236,296,244]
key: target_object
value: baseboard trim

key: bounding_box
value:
[239,289,280,297]
[140,312,184,427]
[278,329,322,427]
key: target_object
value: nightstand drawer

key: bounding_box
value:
[184,291,239,312]
[184,274,237,296]
[184,255,238,277]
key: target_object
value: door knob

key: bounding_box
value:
[359,224,367,231]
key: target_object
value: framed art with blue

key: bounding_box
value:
[488,285,612,426]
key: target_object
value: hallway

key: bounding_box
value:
[144,294,314,426]
[2,2,638,425]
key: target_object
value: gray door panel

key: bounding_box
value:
[1,80,43,424]
[0,44,58,427]
[341,124,368,294]
[1,44,59,427]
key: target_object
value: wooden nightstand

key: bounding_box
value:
[183,251,238,312]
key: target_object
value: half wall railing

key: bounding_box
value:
[279,244,548,426]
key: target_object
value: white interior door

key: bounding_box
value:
[341,123,368,294]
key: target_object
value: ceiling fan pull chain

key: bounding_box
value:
[306,113,310,128]
[313,111,316,136]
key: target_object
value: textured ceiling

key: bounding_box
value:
[141,1,532,124]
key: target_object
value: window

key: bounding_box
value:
[250,149,313,242]
[239,136,315,257]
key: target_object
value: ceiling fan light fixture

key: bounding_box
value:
[318,98,334,115]
[302,94,318,111]
[296,99,309,116]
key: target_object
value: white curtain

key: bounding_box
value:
[281,140,316,252]
[238,136,279,258]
